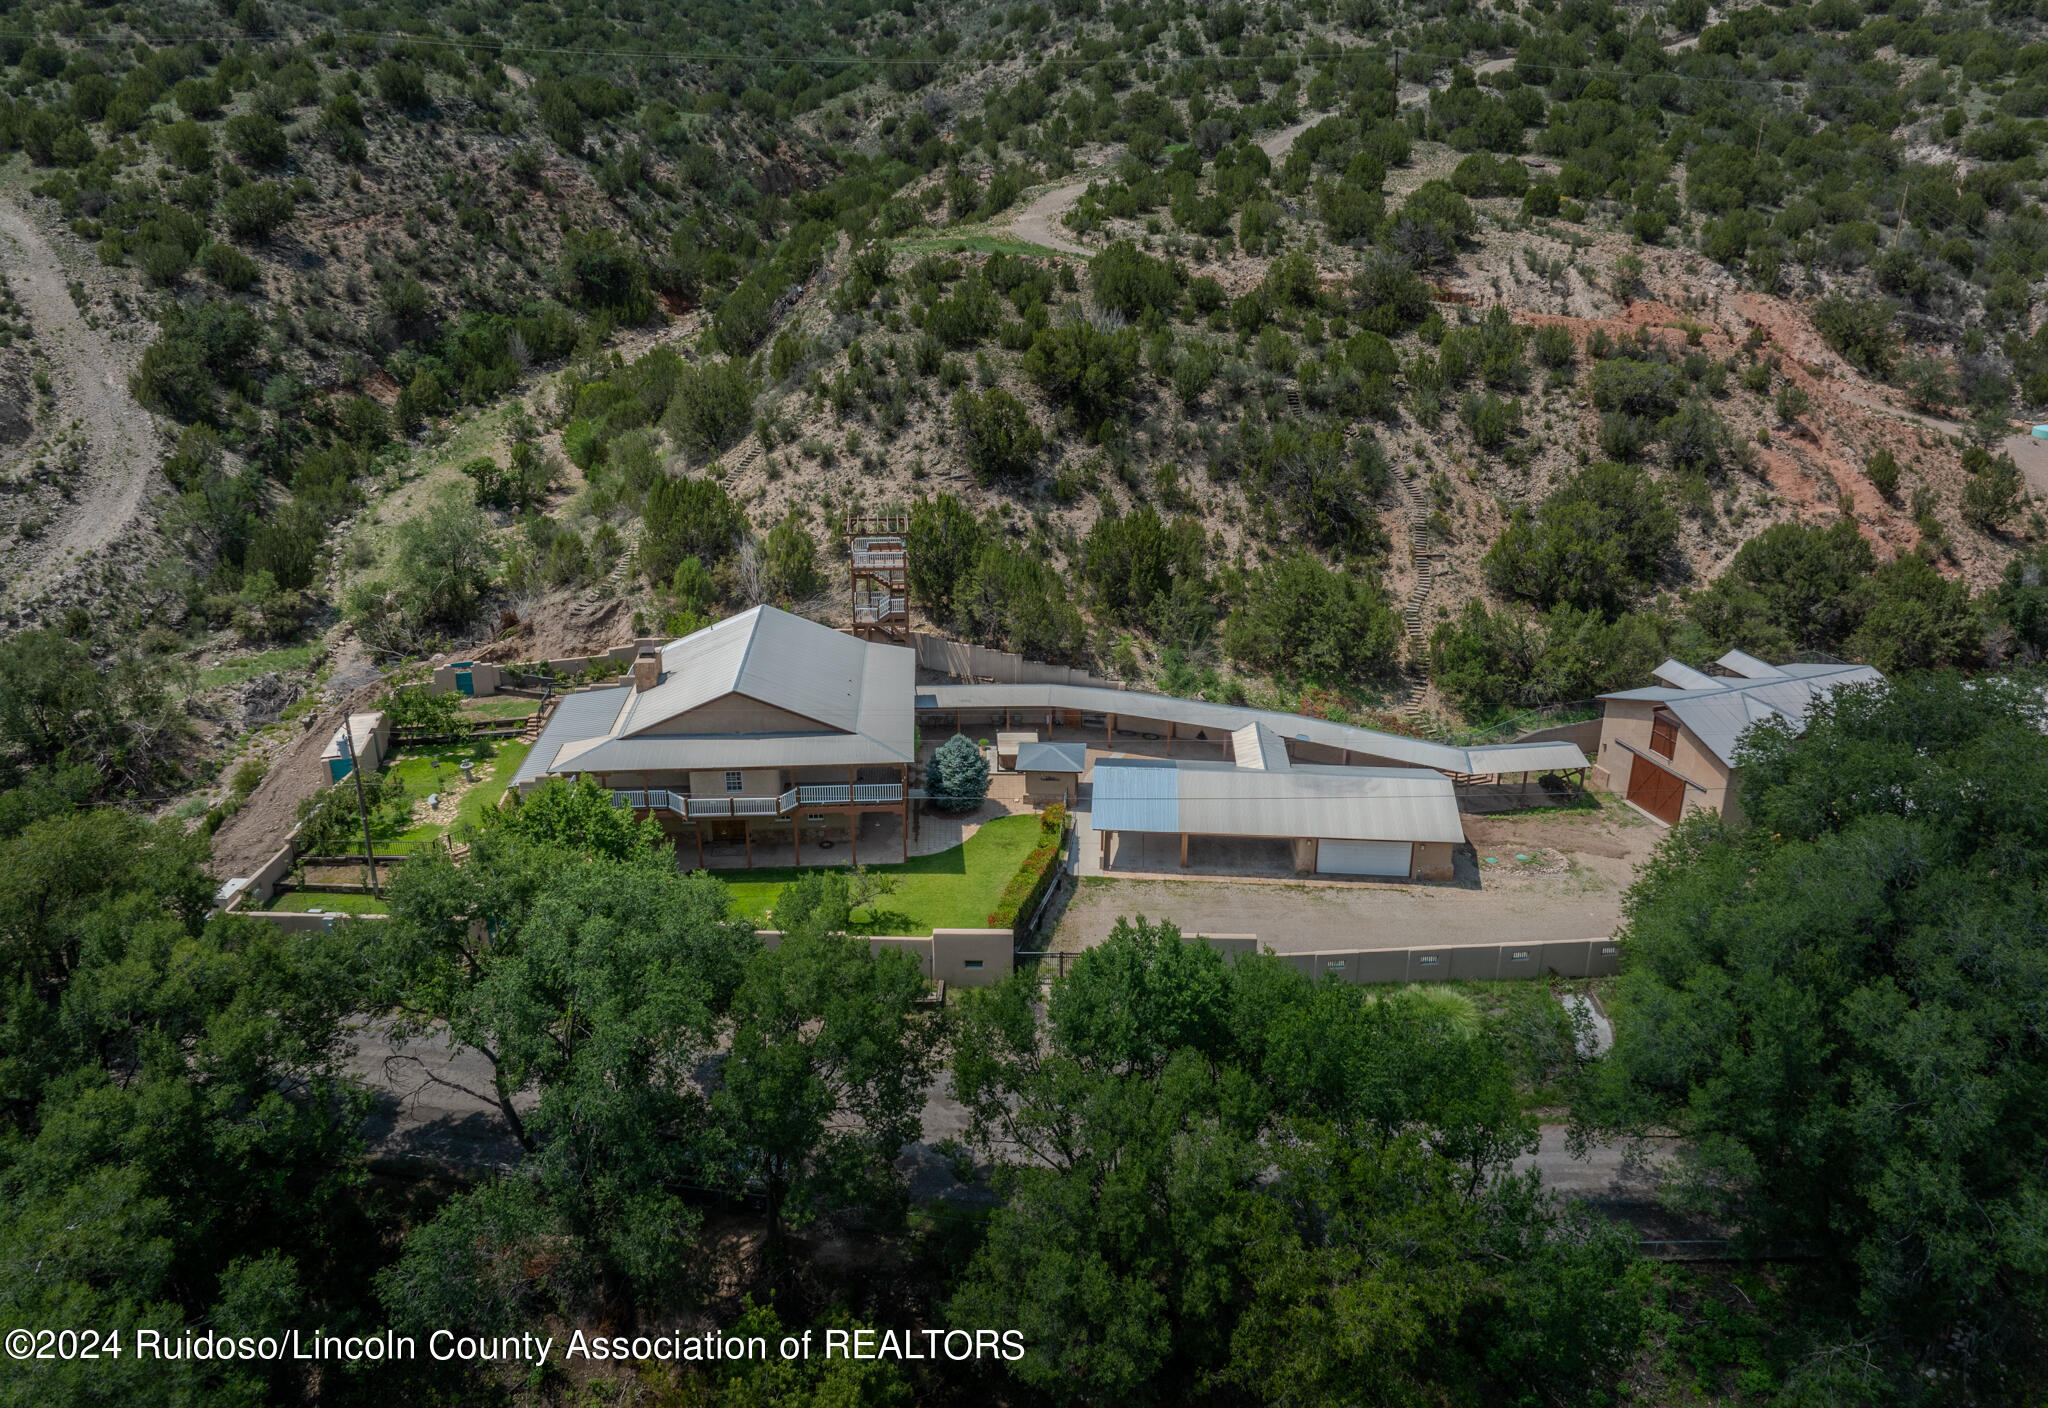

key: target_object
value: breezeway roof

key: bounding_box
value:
[1091,759,1466,844]
[918,683,1590,778]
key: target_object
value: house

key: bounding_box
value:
[1591,651,1883,824]
[512,606,916,867]
[510,605,1599,879]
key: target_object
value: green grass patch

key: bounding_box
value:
[256,891,390,914]
[719,812,1046,936]
[460,695,540,720]
[371,740,530,853]
[195,643,321,690]
[889,233,1079,261]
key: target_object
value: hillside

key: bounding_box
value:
[2,0,2047,799]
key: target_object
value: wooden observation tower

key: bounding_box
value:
[847,511,910,642]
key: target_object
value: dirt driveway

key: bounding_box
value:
[1052,799,1664,953]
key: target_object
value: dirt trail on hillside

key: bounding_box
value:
[1003,117,1319,256]
[0,197,160,607]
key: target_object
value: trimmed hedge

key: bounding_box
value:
[987,804,1069,932]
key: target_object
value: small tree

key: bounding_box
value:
[953,387,1044,481]
[925,733,990,812]
[385,680,463,734]
[1773,381,1810,426]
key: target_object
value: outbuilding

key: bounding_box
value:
[1013,741,1088,804]
[1089,758,1463,880]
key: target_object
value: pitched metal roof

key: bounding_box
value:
[619,605,881,736]
[1015,741,1088,773]
[1600,657,1883,768]
[513,686,633,787]
[1715,649,1788,681]
[1091,759,1465,844]
[918,683,1588,777]
[519,609,917,782]
[1231,721,1294,771]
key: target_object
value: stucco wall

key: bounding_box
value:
[1288,939,1623,983]
[1591,700,1735,817]
[754,928,1013,988]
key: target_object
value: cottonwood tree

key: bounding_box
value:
[376,839,754,1326]
[946,919,1643,1405]
[1576,673,2048,1398]
[0,810,372,1406]
[712,870,942,1256]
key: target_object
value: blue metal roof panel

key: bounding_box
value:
[1089,759,1182,834]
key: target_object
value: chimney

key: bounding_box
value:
[632,649,660,692]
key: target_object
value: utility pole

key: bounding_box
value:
[344,728,379,897]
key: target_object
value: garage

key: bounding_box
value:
[1316,839,1414,877]
[1626,752,1686,826]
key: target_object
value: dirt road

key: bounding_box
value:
[1002,116,1320,257]
[0,196,160,607]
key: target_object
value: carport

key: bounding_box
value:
[1088,758,1466,881]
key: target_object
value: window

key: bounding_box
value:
[1649,712,1678,760]
[964,959,984,970]
[1416,955,1439,967]
[1601,945,1619,956]
[724,770,744,793]
[1509,950,1530,962]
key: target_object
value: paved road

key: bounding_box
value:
[346,1020,1668,1210]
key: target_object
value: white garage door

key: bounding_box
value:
[1316,839,1412,877]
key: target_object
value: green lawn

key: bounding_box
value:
[256,891,390,915]
[718,812,1045,936]
[375,740,530,853]
[460,695,540,720]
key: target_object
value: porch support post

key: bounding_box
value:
[744,819,752,868]
[794,818,802,867]
[1180,832,1189,868]
[1167,720,1175,756]
[695,826,704,870]
[851,811,859,865]
[1106,712,1114,746]
[1100,828,1111,867]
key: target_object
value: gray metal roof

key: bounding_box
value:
[1600,657,1883,768]
[1716,649,1788,681]
[513,686,634,787]
[520,609,917,783]
[1231,721,1293,771]
[616,606,912,747]
[1091,759,1465,844]
[1015,741,1088,773]
[918,683,1588,777]
[1653,660,1721,691]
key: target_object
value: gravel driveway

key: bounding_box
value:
[1053,801,1663,953]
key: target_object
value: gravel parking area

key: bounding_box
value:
[1051,798,1663,953]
